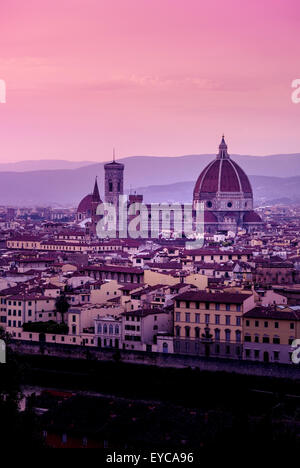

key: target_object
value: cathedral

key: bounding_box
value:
[193,136,262,233]
[76,137,262,236]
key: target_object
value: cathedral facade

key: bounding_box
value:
[193,136,262,233]
[76,137,262,237]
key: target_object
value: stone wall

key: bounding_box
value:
[10,340,300,380]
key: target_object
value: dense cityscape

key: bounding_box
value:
[1,0,299,456]
[0,139,300,448]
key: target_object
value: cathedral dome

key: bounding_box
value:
[193,136,252,201]
[77,194,93,214]
[243,210,262,223]
[77,178,101,219]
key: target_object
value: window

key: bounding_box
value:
[109,325,114,334]
[244,335,251,342]
[245,320,250,327]
[236,305,241,312]
[290,323,295,330]
[262,336,270,343]
[215,303,220,311]
[175,326,181,337]
[186,301,190,309]
[254,350,260,359]
[185,326,190,338]
[103,324,108,334]
[273,337,280,344]
[195,313,200,323]
[245,349,251,358]
[225,329,231,342]
[215,329,220,341]
[205,302,210,310]
[236,316,241,326]
[273,351,280,361]
[255,320,259,327]
[205,314,210,324]
[264,321,268,328]
[176,312,181,321]
[225,315,230,325]
[235,330,241,342]
[195,327,200,339]
[185,313,190,323]
[274,322,279,328]
[115,325,119,334]
[254,335,259,343]
[97,324,102,334]
[225,304,230,311]
[215,314,220,325]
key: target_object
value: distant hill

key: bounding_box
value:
[0,153,299,206]
[130,175,300,206]
[1,153,299,178]
[0,159,96,172]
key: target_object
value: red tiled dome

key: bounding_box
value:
[193,137,252,198]
[243,211,262,223]
[77,178,102,215]
[77,194,93,214]
[204,211,218,223]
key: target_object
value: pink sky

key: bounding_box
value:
[0,0,299,162]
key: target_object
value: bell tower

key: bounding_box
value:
[104,149,124,206]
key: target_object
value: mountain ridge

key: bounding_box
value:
[0,153,299,206]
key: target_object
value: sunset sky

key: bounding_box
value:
[0,0,299,162]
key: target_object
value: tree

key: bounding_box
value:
[55,292,70,324]
[0,327,44,447]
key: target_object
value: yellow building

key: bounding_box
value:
[243,306,300,364]
[174,290,254,359]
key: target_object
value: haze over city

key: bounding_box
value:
[0,0,300,162]
[1,0,300,454]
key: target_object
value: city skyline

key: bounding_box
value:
[0,0,300,162]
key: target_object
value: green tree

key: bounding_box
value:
[0,327,44,447]
[55,292,70,324]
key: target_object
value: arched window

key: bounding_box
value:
[103,324,108,334]
[97,324,102,334]
[185,326,190,338]
[215,329,220,341]
[109,324,113,335]
[195,327,200,339]
[225,329,231,342]
[175,325,181,337]
[235,330,241,342]
[115,325,119,335]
